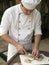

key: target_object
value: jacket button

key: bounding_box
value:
[28,28,30,30]
[29,21,31,22]
[18,40,20,42]
[18,34,20,36]
[19,21,21,23]
[18,28,21,29]
[19,13,21,15]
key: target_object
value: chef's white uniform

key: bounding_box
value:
[0,4,42,61]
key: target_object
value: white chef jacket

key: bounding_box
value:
[0,4,42,61]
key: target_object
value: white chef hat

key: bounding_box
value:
[21,0,41,10]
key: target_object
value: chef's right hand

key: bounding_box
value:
[16,44,27,54]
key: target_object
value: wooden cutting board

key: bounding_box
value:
[0,58,7,65]
[13,63,21,65]
[19,54,49,65]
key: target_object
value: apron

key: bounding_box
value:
[7,11,34,62]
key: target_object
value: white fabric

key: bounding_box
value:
[20,54,49,65]
[21,0,41,10]
[7,44,18,61]
[0,4,42,61]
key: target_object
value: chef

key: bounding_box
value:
[0,0,42,61]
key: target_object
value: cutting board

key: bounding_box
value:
[19,54,49,65]
[13,63,21,65]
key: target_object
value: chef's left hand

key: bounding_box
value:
[32,47,39,57]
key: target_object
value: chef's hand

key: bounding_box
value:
[16,44,27,54]
[32,47,39,57]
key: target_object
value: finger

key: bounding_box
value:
[19,50,24,54]
[36,52,38,57]
[32,51,34,56]
[36,51,39,57]
[32,51,36,57]
[23,48,27,54]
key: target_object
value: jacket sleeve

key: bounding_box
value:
[0,10,12,36]
[34,11,42,35]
